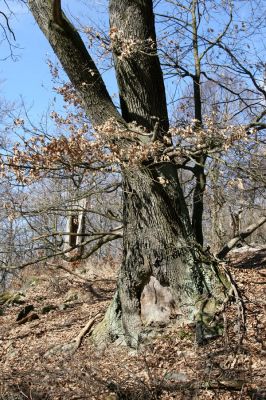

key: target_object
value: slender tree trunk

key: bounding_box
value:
[192,157,206,246]
[191,1,206,246]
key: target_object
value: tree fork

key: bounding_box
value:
[28,0,234,349]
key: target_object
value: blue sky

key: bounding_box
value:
[1,0,116,123]
[1,0,264,128]
[0,0,178,123]
[1,2,58,119]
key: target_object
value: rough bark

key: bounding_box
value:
[28,0,231,349]
[109,0,169,136]
[93,163,229,347]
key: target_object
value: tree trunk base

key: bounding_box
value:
[92,262,232,349]
[92,165,233,349]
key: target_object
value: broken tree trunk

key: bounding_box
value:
[63,198,88,260]
[217,216,266,259]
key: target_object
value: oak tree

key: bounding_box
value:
[26,0,265,348]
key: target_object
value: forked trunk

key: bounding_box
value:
[93,163,230,348]
[28,0,232,349]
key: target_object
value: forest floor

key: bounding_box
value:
[0,246,265,400]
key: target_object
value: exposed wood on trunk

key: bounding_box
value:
[230,206,243,237]
[93,164,229,347]
[63,198,88,258]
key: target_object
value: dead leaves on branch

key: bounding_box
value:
[0,111,256,185]
[110,27,157,60]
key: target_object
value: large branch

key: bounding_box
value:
[217,216,266,259]
[109,0,169,137]
[28,0,123,127]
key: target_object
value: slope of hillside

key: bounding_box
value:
[0,248,265,400]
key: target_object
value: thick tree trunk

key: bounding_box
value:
[28,0,232,349]
[93,163,229,347]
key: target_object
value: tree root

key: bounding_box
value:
[46,262,91,283]
[44,312,100,357]
[195,262,246,346]
[220,265,246,348]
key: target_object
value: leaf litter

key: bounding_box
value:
[0,249,265,399]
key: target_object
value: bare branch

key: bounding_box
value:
[0,11,15,40]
